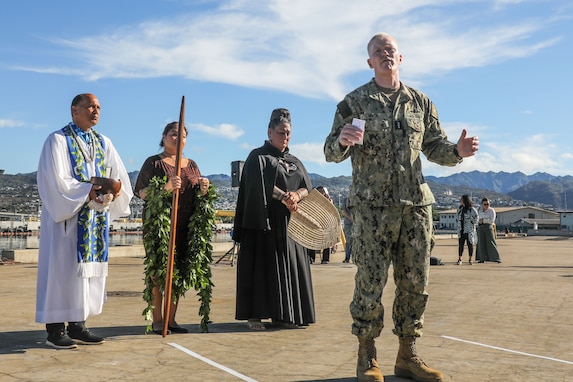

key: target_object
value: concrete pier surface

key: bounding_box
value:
[1,236,572,381]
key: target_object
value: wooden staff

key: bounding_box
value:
[162,96,185,337]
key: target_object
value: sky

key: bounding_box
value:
[1,0,572,179]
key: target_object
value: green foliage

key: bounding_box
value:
[184,184,217,332]
[141,176,217,333]
[141,176,173,330]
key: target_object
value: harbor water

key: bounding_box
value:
[0,232,232,252]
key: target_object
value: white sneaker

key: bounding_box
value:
[456,259,462,265]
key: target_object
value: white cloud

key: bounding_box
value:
[423,132,571,176]
[492,0,527,11]
[239,142,256,150]
[289,142,326,165]
[15,0,561,100]
[0,119,25,128]
[190,122,244,139]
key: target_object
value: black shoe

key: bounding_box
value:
[68,323,104,345]
[343,259,349,263]
[46,331,78,349]
[151,322,171,335]
[168,322,189,333]
[46,323,78,349]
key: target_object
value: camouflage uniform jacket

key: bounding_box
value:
[324,79,462,208]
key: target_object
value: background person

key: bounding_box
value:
[324,33,479,382]
[134,121,211,334]
[36,93,133,349]
[476,198,502,263]
[456,194,478,265]
[342,196,354,263]
[316,186,333,264]
[233,108,315,330]
[307,186,334,264]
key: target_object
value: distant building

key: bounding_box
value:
[0,211,32,232]
[437,206,560,232]
[559,211,573,230]
[437,209,459,230]
[491,206,559,229]
[512,218,560,231]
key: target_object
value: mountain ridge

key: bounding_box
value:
[1,170,572,212]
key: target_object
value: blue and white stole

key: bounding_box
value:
[62,123,109,278]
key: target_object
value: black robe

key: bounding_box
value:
[233,141,315,325]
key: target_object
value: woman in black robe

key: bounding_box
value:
[233,108,315,330]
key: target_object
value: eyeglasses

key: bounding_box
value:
[483,203,489,206]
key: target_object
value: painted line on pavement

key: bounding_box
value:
[169,342,258,382]
[442,335,573,365]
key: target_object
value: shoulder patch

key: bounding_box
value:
[337,100,352,119]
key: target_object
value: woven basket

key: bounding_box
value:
[287,189,341,250]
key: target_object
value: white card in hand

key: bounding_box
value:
[352,118,365,144]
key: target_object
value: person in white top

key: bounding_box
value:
[36,93,133,349]
[476,198,501,263]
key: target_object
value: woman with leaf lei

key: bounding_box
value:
[134,122,215,334]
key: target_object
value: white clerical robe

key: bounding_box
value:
[35,128,133,323]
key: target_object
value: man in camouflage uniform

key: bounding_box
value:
[324,33,479,382]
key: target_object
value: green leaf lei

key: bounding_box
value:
[141,176,217,333]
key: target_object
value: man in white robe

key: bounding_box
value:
[36,93,133,349]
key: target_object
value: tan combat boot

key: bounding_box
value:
[357,337,384,382]
[394,337,443,382]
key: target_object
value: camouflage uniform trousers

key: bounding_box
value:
[349,204,433,339]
